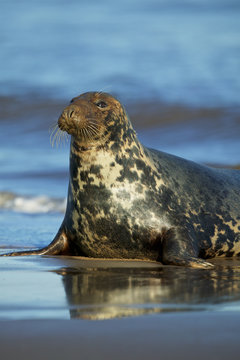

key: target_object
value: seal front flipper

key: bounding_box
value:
[0,226,71,257]
[161,227,214,269]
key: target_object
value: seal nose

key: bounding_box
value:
[68,109,74,118]
[63,106,77,120]
[58,105,79,132]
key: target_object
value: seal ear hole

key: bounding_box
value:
[95,101,107,109]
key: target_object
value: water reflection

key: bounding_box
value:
[55,259,240,319]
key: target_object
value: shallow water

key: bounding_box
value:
[0,255,240,320]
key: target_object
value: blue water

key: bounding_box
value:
[0,0,240,250]
[0,0,240,106]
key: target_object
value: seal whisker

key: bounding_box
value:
[97,86,112,95]
[52,128,61,147]
[49,122,58,131]
[83,128,88,141]
[56,129,63,147]
[49,123,58,135]
[87,123,100,130]
[84,130,92,141]
[81,128,88,142]
[86,128,95,142]
[88,121,104,131]
[63,131,69,144]
[78,128,83,140]
[50,125,59,147]
[59,131,68,147]
[87,130,98,139]
[87,125,99,136]
[87,123,99,130]
[87,120,99,125]
[50,126,67,147]
[57,129,63,147]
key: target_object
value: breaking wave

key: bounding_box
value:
[0,191,66,214]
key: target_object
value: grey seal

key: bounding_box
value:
[2,92,240,268]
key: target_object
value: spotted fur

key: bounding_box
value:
[2,92,240,268]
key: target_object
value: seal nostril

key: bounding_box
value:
[69,110,74,118]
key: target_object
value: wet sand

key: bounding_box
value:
[1,312,240,360]
[1,254,240,319]
[1,254,240,359]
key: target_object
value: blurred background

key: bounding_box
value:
[0,0,239,248]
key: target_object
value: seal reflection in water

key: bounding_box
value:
[2,92,240,268]
[55,263,240,319]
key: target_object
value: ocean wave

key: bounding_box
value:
[0,192,66,214]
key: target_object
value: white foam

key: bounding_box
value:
[0,192,66,214]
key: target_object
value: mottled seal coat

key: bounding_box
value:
[2,92,240,268]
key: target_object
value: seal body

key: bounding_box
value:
[2,92,240,268]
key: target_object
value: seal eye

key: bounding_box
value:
[70,99,74,103]
[96,101,107,109]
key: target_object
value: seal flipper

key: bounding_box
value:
[0,226,71,257]
[161,227,214,269]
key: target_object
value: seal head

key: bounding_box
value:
[58,92,135,150]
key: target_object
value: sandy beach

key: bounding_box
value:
[1,312,240,360]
